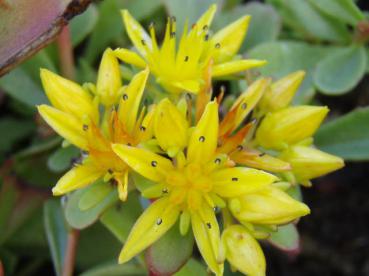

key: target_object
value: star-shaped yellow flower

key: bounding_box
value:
[114,5,266,94]
[37,50,154,201]
[112,100,310,275]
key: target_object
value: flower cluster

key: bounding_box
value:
[38,5,344,276]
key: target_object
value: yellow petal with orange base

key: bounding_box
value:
[118,197,180,264]
[187,101,219,165]
[38,105,88,150]
[112,144,174,182]
[52,162,102,195]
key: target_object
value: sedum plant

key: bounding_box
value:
[33,5,344,276]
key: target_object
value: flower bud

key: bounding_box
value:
[154,98,188,156]
[40,69,97,122]
[280,145,344,182]
[222,225,266,276]
[256,105,329,150]
[96,48,122,106]
[260,71,305,112]
[232,187,310,225]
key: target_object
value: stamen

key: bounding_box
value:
[123,94,128,101]
[82,124,88,131]
[170,32,176,38]
[184,56,189,62]
[214,158,221,164]
[156,218,162,225]
[202,25,208,31]
[199,136,205,142]
[204,34,209,41]
[241,103,247,110]
[108,168,113,174]
[141,39,146,45]
[237,145,243,151]
[162,188,168,194]
[206,222,211,229]
[215,43,221,49]
[151,161,158,167]
[232,177,238,182]
[139,126,146,131]
[259,152,266,157]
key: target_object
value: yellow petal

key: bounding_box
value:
[119,197,180,263]
[211,16,250,63]
[233,187,310,225]
[193,4,217,34]
[40,69,98,122]
[96,48,122,106]
[52,162,102,195]
[280,145,344,182]
[122,9,152,58]
[187,101,218,164]
[226,78,270,133]
[256,106,329,150]
[112,144,174,182]
[211,167,277,198]
[38,105,88,150]
[212,59,266,77]
[116,170,129,201]
[154,98,188,155]
[118,68,149,134]
[231,151,291,173]
[191,204,224,275]
[260,71,305,112]
[114,48,147,68]
[222,225,266,276]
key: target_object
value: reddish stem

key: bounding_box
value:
[57,26,75,79]
[62,229,80,276]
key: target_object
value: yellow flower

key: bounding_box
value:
[38,65,154,201]
[112,100,309,275]
[115,5,266,94]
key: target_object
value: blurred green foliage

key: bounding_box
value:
[0,0,368,275]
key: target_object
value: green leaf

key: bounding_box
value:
[21,49,57,83]
[0,118,35,155]
[43,199,68,276]
[70,4,99,46]
[0,68,48,107]
[76,222,122,269]
[174,258,208,276]
[314,46,367,95]
[80,262,146,276]
[163,0,221,32]
[0,179,17,244]
[146,222,194,275]
[100,192,142,243]
[315,107,369,161]
[248,41,340,104]
[0,249,17,276]
[309,0,364,26]
[126,0,163,20]
[214,2,281,51]
[64,187,118,229]
[79,181,114,211]
[276,0,350,42]
[47,146,80,173]
[268,223,300,252]
[84,0,123,62]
